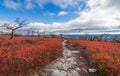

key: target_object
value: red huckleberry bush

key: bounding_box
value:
[70,39,120,76]
[0,35,63,76]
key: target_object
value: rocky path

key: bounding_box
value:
[39,40,97,76]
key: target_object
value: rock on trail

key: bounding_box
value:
[27,40,97,76]
[38,40,97,76]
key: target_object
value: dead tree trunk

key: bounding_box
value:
[10,30,14,40]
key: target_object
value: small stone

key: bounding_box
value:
[88,68,97,73]
[33,73,39,76]
[82,68,88,73]
[76,68,81,71]
[80,57,83,59]
[67,70,79,76]
[51,70,66,76]
[72,51,79,53]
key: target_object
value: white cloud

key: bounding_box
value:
[58,11,68,16]
[25,0,35,9]
[25,0,120,34]
[4,0,21,9]
[1,0,120,34]
[105,0,120,10]
[1,0,82,9]
[43,12,56,16]
[85,0,120,28]
[48,13,56,16]
[51,0,81,9]
[32,0,83,9]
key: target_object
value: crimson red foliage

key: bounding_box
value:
[0,36,63,76]
[70,39,120,75]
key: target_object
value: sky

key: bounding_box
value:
[0,0,120,34]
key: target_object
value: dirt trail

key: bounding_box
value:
[31,40,97,76]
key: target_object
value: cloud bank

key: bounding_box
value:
[1,0,82,9]
[0,0,120,34]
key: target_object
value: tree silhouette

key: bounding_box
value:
[3,18,28,40]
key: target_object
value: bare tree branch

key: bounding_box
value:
[3,18,28,40]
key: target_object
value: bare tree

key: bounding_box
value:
[3,18,28,40]
[37,30,40,38]
[27,30,30,36]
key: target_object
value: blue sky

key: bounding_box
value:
[0,0,87,23]
[0,0,120,34]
